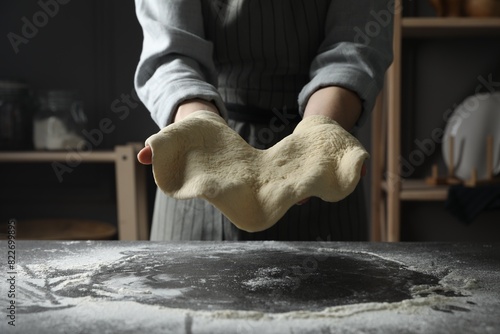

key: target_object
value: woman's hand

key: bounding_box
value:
[137,145,152,165]
[296,86,365,206]
[174,98,219,122]
[303,86,362,131]
[137,99,220,165]
[296,164,366,205]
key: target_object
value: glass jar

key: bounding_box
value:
[0,80,33,150]
[33,90,87,150]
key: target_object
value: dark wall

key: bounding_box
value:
[0,0,158,229]
[0,0,374,238]
[1,0,498,241]
[1,0,158,145]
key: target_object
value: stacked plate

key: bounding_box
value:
[443,92,500,180]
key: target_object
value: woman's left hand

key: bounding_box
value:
[296,163,366,205]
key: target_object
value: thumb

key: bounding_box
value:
[361,163,367,178]
[137,145,153,165]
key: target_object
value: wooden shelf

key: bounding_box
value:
[0,150,117,163]
[370,2,500,241]
[382,179,449,201]
[0,144,149,241]
[403,17,500,37]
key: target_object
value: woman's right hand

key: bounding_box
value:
[137,145,152,165]
[138,99,220,165]
[174,98,219,122]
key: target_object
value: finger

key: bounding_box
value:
[137,145,153,165]
[361,164,367,178]
[296,198,310,205]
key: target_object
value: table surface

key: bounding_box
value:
[1,241,499,333]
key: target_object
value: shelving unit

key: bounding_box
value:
[0,143,149,240]
[403,17,500,36]
[370,1,500,242]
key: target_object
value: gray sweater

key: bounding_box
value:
[134,0,394,127]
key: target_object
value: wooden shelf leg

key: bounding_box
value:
[115,144,149,240]
[487,135,494,180]
[380,195,387,242]
[370,94,383,241]
[133,144,150,240]
[386,0,402,242]
[448,136,455,178]
[387,178,401,242]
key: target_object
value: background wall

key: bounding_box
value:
[0,0,157,230]
[1,0,499,241]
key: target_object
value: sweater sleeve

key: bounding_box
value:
[134,0,227,128]
[298,0,394,127]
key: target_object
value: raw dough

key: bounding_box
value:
[146,110,368,232]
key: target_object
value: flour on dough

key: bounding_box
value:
[146,110,369,232]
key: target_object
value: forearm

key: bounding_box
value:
[299,1,393,128]
[303,86,362,131]
[134,0,226,128]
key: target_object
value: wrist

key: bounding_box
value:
[303,86,362,131]
[174,99,220,122]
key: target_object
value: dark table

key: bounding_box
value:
[1,241,499,333]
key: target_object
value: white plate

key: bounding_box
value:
[442,92,500,180]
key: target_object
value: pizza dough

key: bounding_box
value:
[146,110,369,232]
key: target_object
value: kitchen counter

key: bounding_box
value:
[1,241,499,333]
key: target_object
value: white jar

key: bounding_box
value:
[33,90,87,150]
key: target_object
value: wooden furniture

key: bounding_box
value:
[0,143,149,240]
[370,2,500,242]
[6,219,118,240]
[425,135,500,187]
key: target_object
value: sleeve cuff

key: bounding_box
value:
[298,65,381,128]
[147,78,227,128]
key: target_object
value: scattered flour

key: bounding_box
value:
[7,241,498,334]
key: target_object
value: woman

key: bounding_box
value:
[134,0,393,241]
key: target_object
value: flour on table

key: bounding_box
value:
[9,242,493,334]
[146,110,369,232]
